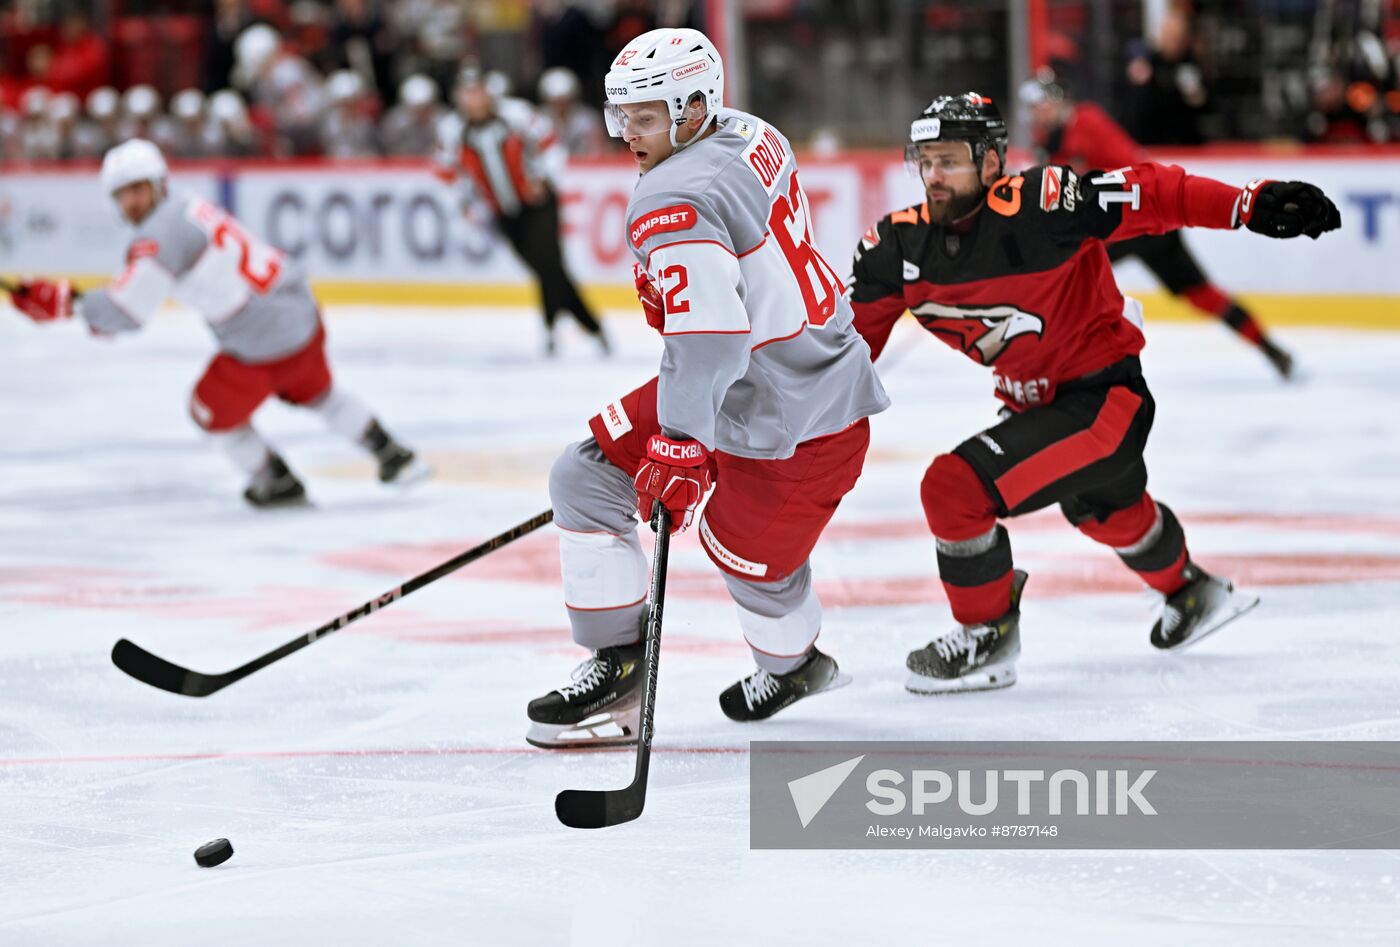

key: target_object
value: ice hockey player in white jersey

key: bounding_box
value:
[8,139,425,507]
[526,28,889,748]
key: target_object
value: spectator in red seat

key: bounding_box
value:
[44,10,111,98]
[1,46,28,111]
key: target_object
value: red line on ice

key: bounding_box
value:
[0,745,749,767]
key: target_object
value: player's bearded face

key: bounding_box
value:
[915,143,987,224]
[114,181,158,225]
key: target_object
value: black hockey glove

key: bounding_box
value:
[1238,180,1341,240]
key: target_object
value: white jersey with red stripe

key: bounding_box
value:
[628,107,889,459]
[78,192,320,363]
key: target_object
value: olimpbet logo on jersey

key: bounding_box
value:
[749,741,1400,849]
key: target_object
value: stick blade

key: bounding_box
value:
[110,639,222,697]
[555,787,645,829]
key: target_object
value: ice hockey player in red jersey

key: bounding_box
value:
[1019,71,1295,379]
[525,28,889,747]
[848,93,1339,694]
[8,139,425,507]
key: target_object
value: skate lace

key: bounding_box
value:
[933,626,977,662]
[742,669,782,710]
[559,656,609,702]
[1160,602,1185,635]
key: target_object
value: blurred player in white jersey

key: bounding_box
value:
[8,139,424,508]
[526,29,889,747]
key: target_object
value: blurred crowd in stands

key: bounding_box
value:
[1,0,1398,164]
[0,0,701,161]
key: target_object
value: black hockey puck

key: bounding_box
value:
[194,838,234,868]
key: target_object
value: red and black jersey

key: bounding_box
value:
[849,162,1246,410]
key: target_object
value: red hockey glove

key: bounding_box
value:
[11,278,73,323]
[1238,180,1341,240]
[633,263,665,332]
[634,434,714,533]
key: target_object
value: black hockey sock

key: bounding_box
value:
[937,525,1015,625]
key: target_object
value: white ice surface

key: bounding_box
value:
[2,305,1399,946]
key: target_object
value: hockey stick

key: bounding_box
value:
[555,502,671,829]
[111,508,555,696]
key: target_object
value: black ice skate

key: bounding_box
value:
[243,453,308,508]
[718,648,850,722]
[526,643,644,748]
[362,420,429,485]
[1150,564,1259,651]
[906,570,1027,695]
[1260,339,1295,381]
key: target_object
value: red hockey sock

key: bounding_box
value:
[1074,494,1191,596]
[1184,285,1266,345]
[1182,283,1230,316]
[923,454,1014,623]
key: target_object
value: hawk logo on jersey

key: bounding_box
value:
[630,204,698,248]
[911,300,1045,364]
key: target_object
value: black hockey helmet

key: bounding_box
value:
[905,92,1008,172]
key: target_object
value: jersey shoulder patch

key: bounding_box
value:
[888,202,928,226]
[630,203,699,248]
[127,239,161,263]
[1037,166,1081,213]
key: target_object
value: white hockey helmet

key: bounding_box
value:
[171,88,206,121]
[484,70,512,99]
[100,138,169,196]
[20,85,51,117]
[86,85,119,120]
[327,70,364,103]
[538,67,579,102]
[603,28,723,149]
[209,89,248,123]
[234,24,280,81]
[123,84,161,119]
[399,74,437,108]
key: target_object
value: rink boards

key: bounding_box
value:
[1,149,1398,325]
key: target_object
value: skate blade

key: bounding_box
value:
[906,664,1017,696]
[1157,590,1261,653]
[245,494,313,511]
[524,698,640,750]
[385,458,433,487]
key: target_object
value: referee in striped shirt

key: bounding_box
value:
[435,65,610,356]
